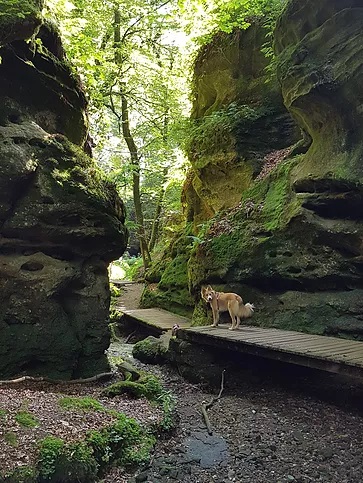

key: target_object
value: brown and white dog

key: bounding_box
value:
[201,285,255,330]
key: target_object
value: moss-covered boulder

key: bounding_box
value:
[132,335,169,364]
[0,2,128,378]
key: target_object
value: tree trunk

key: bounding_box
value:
[114,6,151,269]
[120,90,151,269]
[149,165,168,251]
[149,111,169,252]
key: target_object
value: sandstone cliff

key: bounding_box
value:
[146,0,363,340]
[0,0,128,378]
[187,0,363,340]
[183,24,299,224]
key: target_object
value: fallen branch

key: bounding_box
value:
[201,369,226,435]
[124,330,136,344]
[0,372,114,385]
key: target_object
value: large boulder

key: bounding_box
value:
[0,1,128,378]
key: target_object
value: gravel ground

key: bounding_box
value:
[130,362,363,483]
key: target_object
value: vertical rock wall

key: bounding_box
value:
[0,1,128,378]
[183,25,299,224]
[186,0,363,339]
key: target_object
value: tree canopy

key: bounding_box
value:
[43,0,286,267]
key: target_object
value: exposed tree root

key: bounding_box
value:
[0,372,114,385]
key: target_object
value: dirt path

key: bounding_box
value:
[115,282,144,311]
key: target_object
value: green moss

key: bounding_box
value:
[15,410,39,428]
[186,103,275,164]
[32,412,155,481]
[0,409,7,420]
[102,373,176,433]
[159,254,190,290]
[38,436,98,482]
[58,396,104,412]
[132,336,168,364]
[108,414,156,467]
[4,431,18,447]
[141,285,194,317]
[191,301,213,327]
[0,0,43,46]
[101,373,163,400]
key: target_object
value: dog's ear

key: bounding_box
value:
[206,285,213,291]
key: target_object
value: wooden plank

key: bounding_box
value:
[268,340,359,352]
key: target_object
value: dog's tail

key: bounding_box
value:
[239,302,255,319]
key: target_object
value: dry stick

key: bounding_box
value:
[0,372,114,385]
[124,330,136,344]
[201,369,226,435]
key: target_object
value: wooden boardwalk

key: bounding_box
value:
[177,325,363,379]
[118,303,363,378]
[121,308,191,334]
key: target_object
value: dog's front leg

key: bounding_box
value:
[211,307,219,327]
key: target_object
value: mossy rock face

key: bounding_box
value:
[275,0,363,184]
[0,0,43,46]
[0,6,128,378]
[184,25,299,223]
[142,232,195,316]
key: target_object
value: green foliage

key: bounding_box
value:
[108,413,155,467]
[102,373,177,433]
[38,436,98,482]
[179,0,287,46]
[37,436,64,480]
[2,465,38,483]
[0,408,7,420]
[109,308,123,324]
[15,411,39,428]
[110,283,121,298]
[46,0,189,256]
[156,389,177,432]
[114,256,144,281]
[35,413,155,480]
[58,396,105,412]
